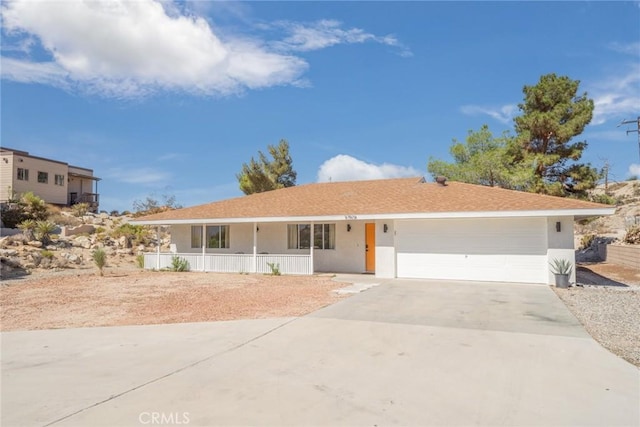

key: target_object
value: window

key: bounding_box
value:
[191,225,230,249]
[17,168,29,181]
[55,174,65,186]
[288,224,335,250]
[37,171,48,184]
[206,225,229,248]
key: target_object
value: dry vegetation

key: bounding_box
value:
[0,270,349,331]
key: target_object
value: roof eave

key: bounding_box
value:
[130,207,616,226]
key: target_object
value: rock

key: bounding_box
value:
[27,241,43,248]
[0,249,18,257]
[73,236,92,249]
[45,245,58,251]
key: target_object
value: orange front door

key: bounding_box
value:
[365,223,375,272]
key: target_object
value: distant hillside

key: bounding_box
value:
[576,180,640,245]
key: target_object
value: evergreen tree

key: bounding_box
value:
[427,125,531,189]
[237,139,297,195]
[513,73,600,197]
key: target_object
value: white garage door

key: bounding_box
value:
[396,218,547,284]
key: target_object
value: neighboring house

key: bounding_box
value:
[0,147,101,212]
[132,177,615,285]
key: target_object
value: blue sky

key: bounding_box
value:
[1,1,639,212]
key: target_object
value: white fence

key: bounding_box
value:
[143,253,313,275]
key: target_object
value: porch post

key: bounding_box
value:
[156,226,161,270]
[309,222,314,275]
[253,222,258,273]
[201,224,206,272]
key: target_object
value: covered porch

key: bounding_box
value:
[141,219,370,275]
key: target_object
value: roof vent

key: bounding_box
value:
[435,176,447,186]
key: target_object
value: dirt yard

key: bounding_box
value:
[0,270,350,331]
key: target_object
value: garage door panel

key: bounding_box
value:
[396,218,547,283]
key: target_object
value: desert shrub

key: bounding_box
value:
[48,212,81,227]
[170,256,189,272]
[1,203,26,228]
[0,192,49,228]
[34,220,57,245]
[590,194,618,205]
[266,262,281,276]
[133,193,181,217]
[71,203,90,218]
[623,226,640,245]
[580,234,596,249]
[21,192,49,221]
[41,250,54,259]
[112,223,149,246]
[110,210,120,216]
[136,254,145,269]
[92,248,107,276]
[17,219,36,241]
[95,226,106,234]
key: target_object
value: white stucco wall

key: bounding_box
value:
[546,216,576,285]
[375,220,396,278]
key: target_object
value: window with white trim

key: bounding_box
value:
[191,225,230,249]
[288,224,335,250]
[55,174,65,186]
[17,168,29,181]
[37,171,48,184]
[191,226,202,248]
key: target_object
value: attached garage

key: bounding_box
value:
[395,217,548,284]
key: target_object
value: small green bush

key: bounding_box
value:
[18,219,36,241]
[95,226,106,234]
[92,248,107,276]
[136,254,145,269]
[170,256,189,272]
[112,223,149,246]
[71,203,90,218]
[41,250,54,259]
[266,262,281,276]
[590,193,618,205]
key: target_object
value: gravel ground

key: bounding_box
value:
[0,270,349,331]
[554,263,640,367]
[3,263,639,368]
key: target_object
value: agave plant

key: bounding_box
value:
[549,258,572,276]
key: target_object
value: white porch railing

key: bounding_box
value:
[143,253,313,275]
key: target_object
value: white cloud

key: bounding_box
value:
[590,64,640,125]
[589,42,640,126]
[317,154,421,183]
[106,167,171,185]
[271,19,412,57]
[0,0,307,98]
[0,1,410,98]
[459,104,518,124]
[629,164,640,178]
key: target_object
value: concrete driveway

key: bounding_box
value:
[2,277,639,426]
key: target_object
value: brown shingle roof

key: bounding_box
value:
[133,177,613,223]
